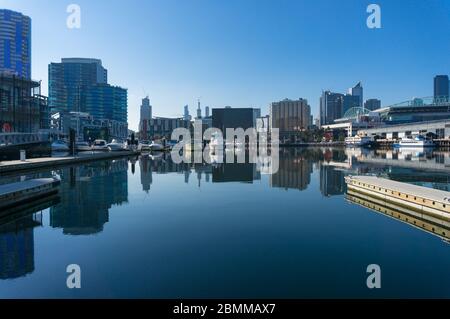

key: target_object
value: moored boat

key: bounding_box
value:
[345,135,372,147]
[138,140,151,152]
[393,135,435,148]
[91,139,109,151]
[107,139,127,151]
[75,141,92,152]
[51,140,69,152]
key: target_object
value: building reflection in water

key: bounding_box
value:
[320,165,346,197]
[212,162,260,183]
[270,148,312,191]
[139,154,194,191]
[49,159,129,235]
[346,189,450,243]
[0,213,42,280]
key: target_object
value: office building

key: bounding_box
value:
[343,94,360,114]
[364,98,381,111]
[0,9,31,79]
[270,98,310,141]
[320,91,344,125]
[212,107,260,139]
[348,82,363,107]
[434,75,449,99]
[83,84,127,122]
[48,58,127,137]
[139,96,152,139]
[147,117,191,140]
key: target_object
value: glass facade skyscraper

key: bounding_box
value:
[84,84,127,122]
[0,9,31,79]
[320,91,343,125]
[434,75,449,99]
[342,94,360,114]
[48,58,127,124]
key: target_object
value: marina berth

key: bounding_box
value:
[346,190,450,242]
[0,178,61,213]
[345,175,450,220]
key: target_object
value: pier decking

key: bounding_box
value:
[0,178,61,213]
[345,175,450,220]
[0,150,138,174]
[346,190,450,242]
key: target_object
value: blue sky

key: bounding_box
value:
[2,0,450,130]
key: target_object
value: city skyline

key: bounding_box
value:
[1,0,449,130]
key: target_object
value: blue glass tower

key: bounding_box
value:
[48,58,127,124]
[0,9,31,79]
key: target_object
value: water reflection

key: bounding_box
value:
[0,213,42,279]
[49,160,129,235]
[346,188,450,243]
[2,147,450,291]
[270,148,313,191]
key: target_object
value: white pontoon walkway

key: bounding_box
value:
[345,175,450,218]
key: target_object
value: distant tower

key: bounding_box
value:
[434,75,449,99]
[205,106,210,117]
[349,82,363,108]
[196,99,202,119]
[183,105,191,121]
[139,96,151,140]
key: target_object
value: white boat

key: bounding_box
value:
[209,133,223,154]
[91,139,109,151]
[149,141,164,152]
[138,140,151,152]
[51,140,69,152]
[107,139,126,151]
[75,141,91,152]
[345,135,372,147]
[394,135,435,148]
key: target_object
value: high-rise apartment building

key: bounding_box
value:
[270,98,311,141]
[0,9,31,79]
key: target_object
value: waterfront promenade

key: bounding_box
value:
[0,150,138,174]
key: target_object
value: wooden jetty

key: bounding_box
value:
[345,175,450,221]
[0,178,61,213]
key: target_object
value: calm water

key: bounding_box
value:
[1,147,450,298]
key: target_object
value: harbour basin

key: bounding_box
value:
[0,147,450,298]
